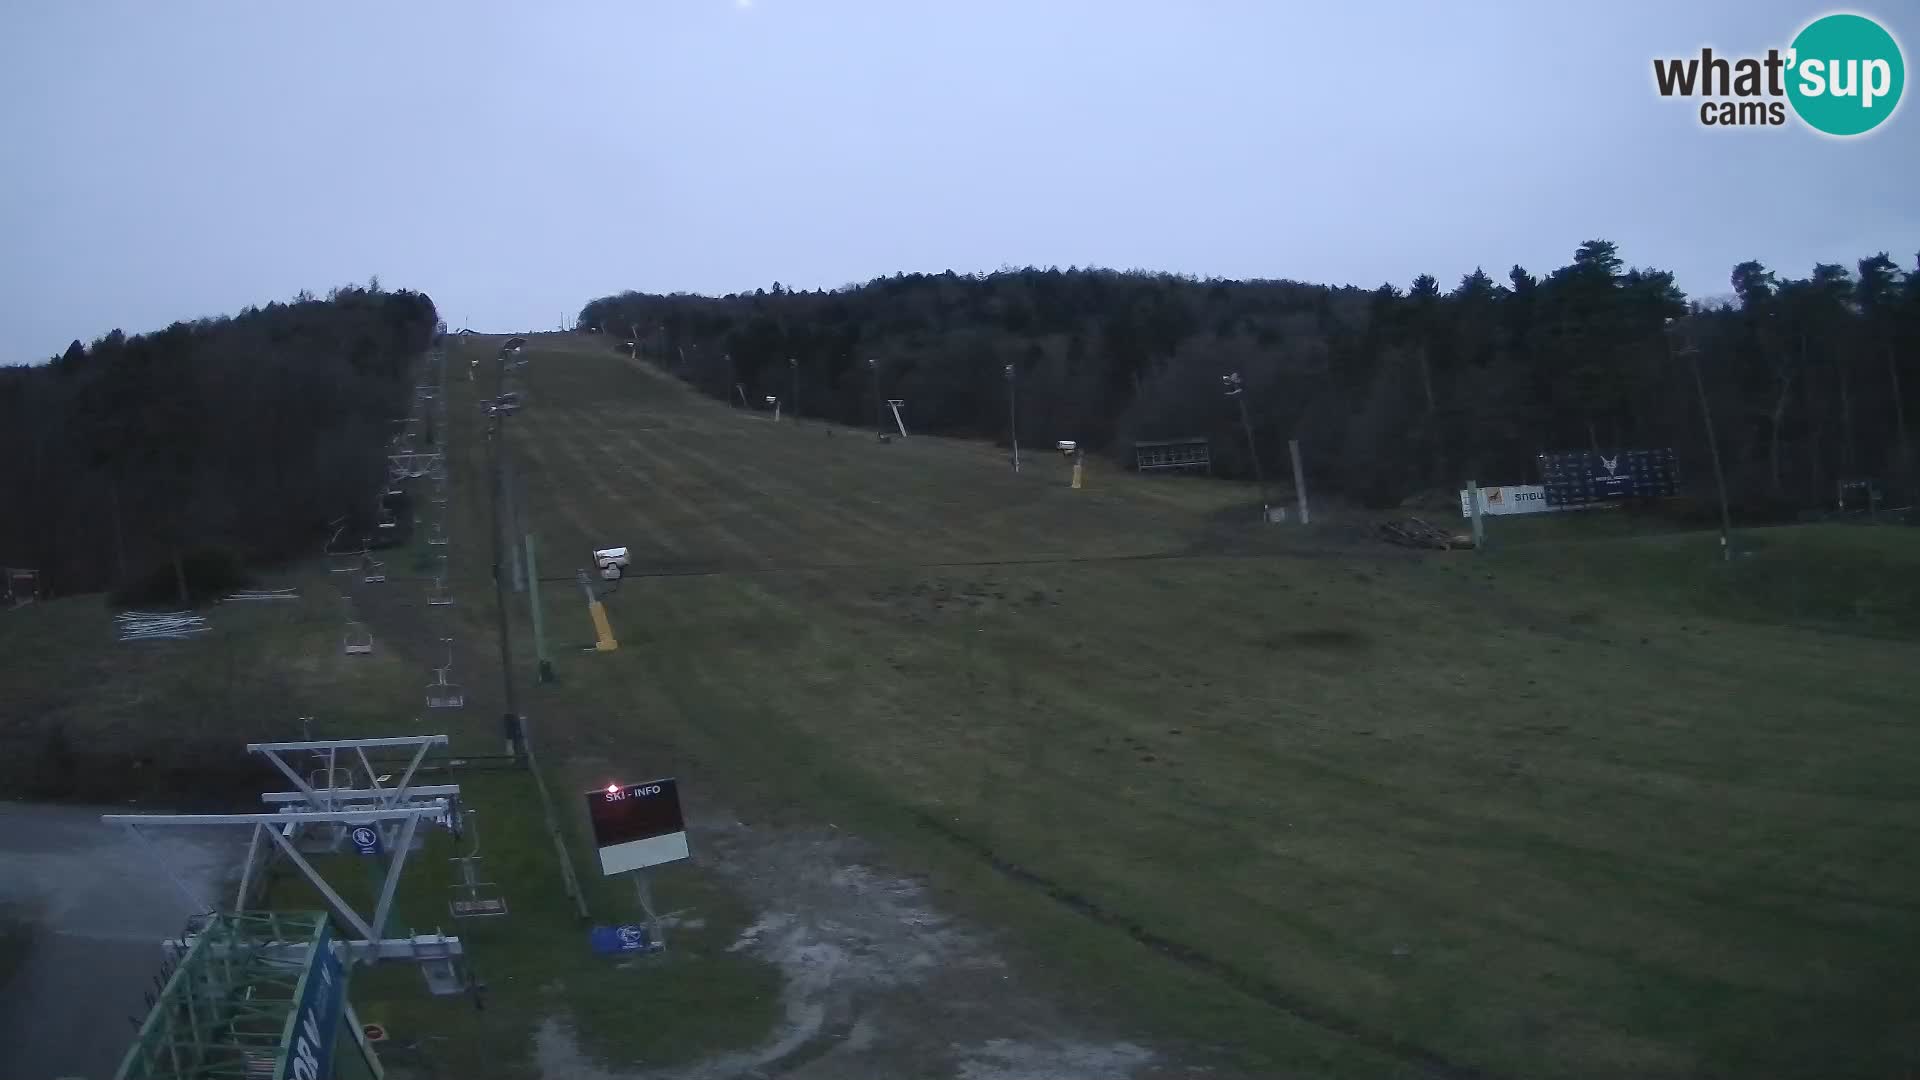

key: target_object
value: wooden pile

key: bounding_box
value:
[1378,516,1473,550]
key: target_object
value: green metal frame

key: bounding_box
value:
[114,911,330,1080]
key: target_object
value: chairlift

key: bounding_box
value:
[448,811,509,919]
[324,525,366,575]
[306,766,361,794]
[427,517,448,546]
[426,639,465,709]
[343,621,374,656]
[361,549,387,584]
[428,575,454,607]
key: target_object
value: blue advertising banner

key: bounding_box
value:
[589,924,654,954]
[280,923,345,1080]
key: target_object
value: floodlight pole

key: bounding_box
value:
[1005,363,1020,473]
[525,533,555,684]
[1671,326,1733,562]
[1223,373,1268,515]
[1288,438,1311,525]
[487,350,526,760]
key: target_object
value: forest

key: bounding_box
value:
[580,241,1918,516]
[0,284,440,600]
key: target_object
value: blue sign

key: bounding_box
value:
[280,923,344,1080]
[1537,448,1680,506]
[349,825,383,857]
[589,923,653,954]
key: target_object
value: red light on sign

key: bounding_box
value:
[606,783,619,794]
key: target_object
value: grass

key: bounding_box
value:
[457,333,1920,1079]
[0,577,422,803]
[9,332,1916,1078]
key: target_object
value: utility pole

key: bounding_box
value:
[1222,372,1268,517]
[525,533,555,684]
[486,350,525,760]
[1288,438,1311,525]
[1673,328,1733,562]
[1005,363,1020,472]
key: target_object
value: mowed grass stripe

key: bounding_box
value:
[527,406,767,566]
[602,348,1203,559]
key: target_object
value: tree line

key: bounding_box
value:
[0,283,440,600]
[579,242,1918,515]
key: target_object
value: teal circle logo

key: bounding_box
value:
[1787,13,1905,136]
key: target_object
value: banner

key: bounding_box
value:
[1458,484,1563,517]
[280,924,345,1080]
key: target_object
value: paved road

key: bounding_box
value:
[0,800,240,1080]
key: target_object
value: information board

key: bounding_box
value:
[585,778,690,875]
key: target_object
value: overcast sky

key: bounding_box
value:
[2,1,1914,363]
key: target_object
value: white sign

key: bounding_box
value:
[1459,484,1559,517]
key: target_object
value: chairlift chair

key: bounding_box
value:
[343,622,374,655]
[361,549,387,584]
[305,764,363,795]
[427,518,448,546]
[428,574,454,607]
[426,639,465,709]
[325,525,366,575]
[448,811,509,919]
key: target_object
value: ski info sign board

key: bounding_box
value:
[586,778,690,875]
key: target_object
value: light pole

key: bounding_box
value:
[868,358,882,436]
[1669,320,1733,562]
[789,357,799,424]
[1005,363,1020,472]
[485,347,525,762]
[1222,372,1268,517]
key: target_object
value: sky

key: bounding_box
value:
[1,0,1915,363]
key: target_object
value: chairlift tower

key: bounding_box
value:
[102,763,469,991]
[111,911,376,1080]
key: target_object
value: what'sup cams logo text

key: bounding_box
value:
[1653,12,1905,135]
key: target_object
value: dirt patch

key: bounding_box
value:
[534,818,1175,1079]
